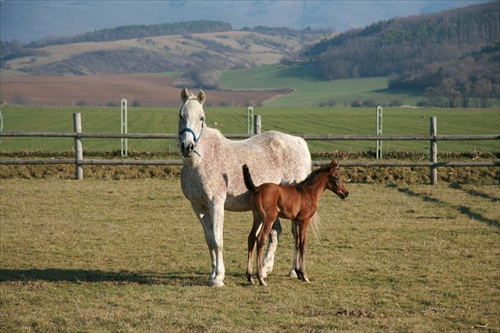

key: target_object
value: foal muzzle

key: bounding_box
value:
[338,191,349,199]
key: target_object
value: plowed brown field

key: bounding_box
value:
[0,74,293,107]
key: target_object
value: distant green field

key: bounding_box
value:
[222,64,425,107]
[1,105,498,155]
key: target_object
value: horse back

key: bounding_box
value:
[182,128,312,212]
[242,131,311,183]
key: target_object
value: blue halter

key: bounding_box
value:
[179,125,203,157]
[179,127,202,143]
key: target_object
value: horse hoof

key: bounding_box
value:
[288,269,297,278]
[211,280,225,287]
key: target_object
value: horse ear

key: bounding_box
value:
[197,90,206,105]
[181,88,189,102]
[329,159,338,172]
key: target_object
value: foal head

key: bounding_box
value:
[178,88,206,157]
[325,160,349,199]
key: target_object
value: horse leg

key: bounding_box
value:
[246,215,261,283]
[262,217,282,277]
[192,205,218,282]
[295,220,310,283]
[256,218,275,286]
[289,222,298,278]
[209,202,226,287]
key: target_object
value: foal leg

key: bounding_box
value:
[289,222,298,278]
[246,216,261,283]
[294,220,310,283]
[262,217,282,277]
[256,219,275,286]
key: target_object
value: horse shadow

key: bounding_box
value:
[386,184,500,228]
[448,183,500,203]
[0,268,211,286]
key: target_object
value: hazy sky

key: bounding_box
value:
[1,0,492,43]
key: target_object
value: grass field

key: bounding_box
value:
[1,179,499,332]
[1,105,498,155]
[222,65,430,107]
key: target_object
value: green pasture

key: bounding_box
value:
[0,105,498,155]
[1,179,499,332]
[222,64,426,107]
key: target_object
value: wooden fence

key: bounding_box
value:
[0,114,498,184]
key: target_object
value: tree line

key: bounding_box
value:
[297,2,499,107]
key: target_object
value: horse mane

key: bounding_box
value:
[297,165,328,187]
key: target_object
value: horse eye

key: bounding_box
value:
[200,117,205,122]
[179,114,184,120]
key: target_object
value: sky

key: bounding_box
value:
[0,0,492,43]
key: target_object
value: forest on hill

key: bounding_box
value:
[27,21,234,48]
[2,3,499,108]
[296,2,499,107]
[0,21,330,89]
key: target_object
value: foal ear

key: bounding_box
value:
[181,88,189,102]
[197,90,206,105]
[329,159,339,172]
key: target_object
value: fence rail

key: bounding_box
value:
[2,159,497,168]
[1,131,498,141]
[0,115,498,184]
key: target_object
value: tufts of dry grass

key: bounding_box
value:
[1,179,499,332]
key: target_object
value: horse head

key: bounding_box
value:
[178,88,206,157]
[326,160,349,199]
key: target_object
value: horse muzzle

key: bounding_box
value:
[180,142,195,157]
[338,191,349,199]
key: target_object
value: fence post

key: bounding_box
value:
[121,98,128,157]
[254,115,261,135]
[247,106,254,135]
[376,106,383,159]
[73,113,83,180]
[430,117,437,185]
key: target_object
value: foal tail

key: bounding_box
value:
[242,164,258,193]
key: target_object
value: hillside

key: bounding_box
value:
[301,2,499,79]
[1,23,333,81]
[297,2,499,107]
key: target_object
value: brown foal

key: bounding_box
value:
[243,160,349,286]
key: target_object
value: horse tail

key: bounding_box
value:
[310,211,321,241]
[242,164,258,193]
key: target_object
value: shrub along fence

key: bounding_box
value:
[0,114,498,184]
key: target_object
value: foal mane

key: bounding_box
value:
[296,165,329,187]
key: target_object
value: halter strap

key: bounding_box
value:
[179,125,203,157]
[179,127,202,143]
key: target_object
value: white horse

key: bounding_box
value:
[178,88,312,286]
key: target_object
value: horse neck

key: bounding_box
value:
[183,126,222,167]
[298,169,329,200]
